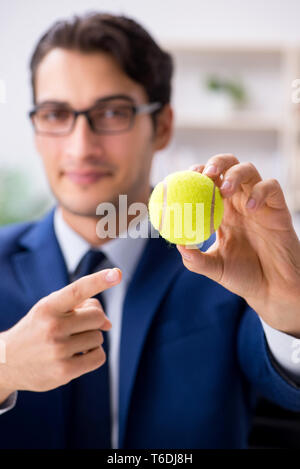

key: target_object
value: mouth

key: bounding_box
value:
[63,170,112,185]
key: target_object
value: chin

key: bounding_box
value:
[56,195,104,218]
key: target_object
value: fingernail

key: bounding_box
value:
[220,180,232,191]
[203,165,217,176]
[246,198,256,210]
[105,268,120,282]
[189,164,201,172]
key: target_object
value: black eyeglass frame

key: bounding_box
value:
[28,95,162,136]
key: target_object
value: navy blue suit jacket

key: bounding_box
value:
[0,207,299,449]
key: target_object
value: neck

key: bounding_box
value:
[59,185,151,247]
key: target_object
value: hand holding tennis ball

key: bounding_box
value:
[148,154,300,337]
[148,169,224,245]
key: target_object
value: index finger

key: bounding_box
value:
[203,153,239,178]
[45,268,122,315]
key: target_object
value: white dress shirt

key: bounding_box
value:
[54,207,148,449]
[0,206,299,448]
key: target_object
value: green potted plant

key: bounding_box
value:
[0,167,51,226]
[205,75,247,116]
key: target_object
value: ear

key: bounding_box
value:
[153,104,173,151]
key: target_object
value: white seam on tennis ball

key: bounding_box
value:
[159,178,168,232]
[210,183,216,236]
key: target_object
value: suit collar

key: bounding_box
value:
[53,205,149,283]
[12,205,70,306]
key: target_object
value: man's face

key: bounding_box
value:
[34,49,171,217]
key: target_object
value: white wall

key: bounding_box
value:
[1,0,300,168]
[1,0,300,229]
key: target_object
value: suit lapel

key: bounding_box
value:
[8,206,70,446]
[12,206,69,309]
[118,235,183,447]
[118,234,215,448]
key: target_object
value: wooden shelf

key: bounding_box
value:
[152,41,300,213]
[174,115,281,132]
[163,41,300,55]
[162,40,300,54]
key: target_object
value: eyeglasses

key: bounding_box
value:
[28,95,162,136]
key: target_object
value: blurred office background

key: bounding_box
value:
[2,0,300,230]
[0,0,300,447]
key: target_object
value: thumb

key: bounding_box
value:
[176,243,223,283]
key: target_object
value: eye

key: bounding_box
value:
[38,109,71,122]
[106,107,130,118]
[92,106,132,120]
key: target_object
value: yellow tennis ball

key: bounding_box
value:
[148,170,224,245]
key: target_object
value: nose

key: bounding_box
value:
[65,114,103,161]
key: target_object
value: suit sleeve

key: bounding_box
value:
[237,304,300,412]
[0,392,17,415]
[259,317,300,385]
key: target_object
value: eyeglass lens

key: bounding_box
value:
[32,99,136,135]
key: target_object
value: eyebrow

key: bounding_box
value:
[94,94,135,105]
[36,94,135,108]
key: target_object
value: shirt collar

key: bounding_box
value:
[53,206,149,283]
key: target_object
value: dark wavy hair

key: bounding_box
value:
[29,12,173,126]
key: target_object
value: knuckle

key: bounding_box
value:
[35,296,51,316]
[214,153,238,164]
[78,348,106,374]
[208,155,223,167]
[78,306,105,326]
[244,161,256,172]
[84,298,100,307]
[89,305,104,316]
[45,318,63,342]
[88,330,103,346]
[229,154,239,164]
[268,178,279,187]
[50,341,67,360]
[95,312,106,329]
[86,307,104,325]
[96,330,104,344]
[95,347,106,367]
[76,298,100,311]
[262,178,280,194]
[87,347,106,371]
[36,296,48,309]
[70,281,82,305]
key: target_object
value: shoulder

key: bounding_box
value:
[0,207,56,262]
[0,220,35,257]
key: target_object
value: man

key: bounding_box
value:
[0,12,299,449]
